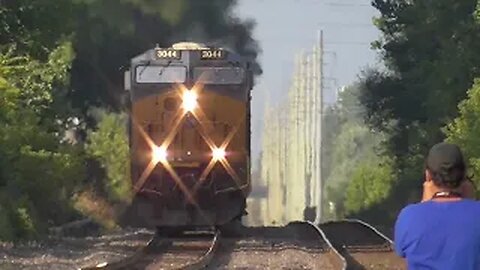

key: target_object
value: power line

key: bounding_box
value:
[325,2,371,7]
[325,42,372,45]
[263,39,375,46]
[317,22,374,27]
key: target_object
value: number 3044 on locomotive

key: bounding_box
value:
[121,42,254,230]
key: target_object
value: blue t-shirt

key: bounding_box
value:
[394,199,480,270]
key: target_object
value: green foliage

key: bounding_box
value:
[364,0,480,158]
[323,83,388,219]
[350,0,480,228]
[321,105,342,210]
[0,202,15,240]
[0,43,86,240]
[322,84,369,182]
[11,197,39,238]
[0,0,76,58]
[86,110,131,203]
[0,43,74,116]
[325,121,385,218]
[444,78,480,186]
[0,0,262,240]
[345,157,395,215]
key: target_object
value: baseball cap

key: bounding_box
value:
[426,142,466,185]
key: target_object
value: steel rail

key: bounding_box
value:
[320,219,404,270]
[304,221,347,270]
[342,218,394,244]
[79,229,220,270]
[179,230,221,270]
[79,234,168,270]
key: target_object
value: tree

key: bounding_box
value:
[0,0,263,240]
[325,120,386,218]
[1,0,262,126]
[85,110,131,203]
[345,157,395,215]
[354,1,480,224]
[0,43,86,239]
[323,83,388,219]
[0,0,76,59]
[444,78,480,188]
[362,0,480,160]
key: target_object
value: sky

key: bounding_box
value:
[235,0,383,162]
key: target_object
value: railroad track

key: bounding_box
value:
[78,221,346,269]
[208,221,346,269]
[320,219,406,270]
[80,229,220,270]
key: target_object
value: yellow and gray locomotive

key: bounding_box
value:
[123,42,253,230]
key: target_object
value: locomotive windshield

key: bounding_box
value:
[193,67,245,84]
[135,65,187,83]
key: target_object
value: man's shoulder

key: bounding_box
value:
[395,203,424,227]
[397,201,446,219]
[398,202,423,216]
[399,200,480,216]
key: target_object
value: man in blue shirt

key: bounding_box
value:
[394,142,480,270]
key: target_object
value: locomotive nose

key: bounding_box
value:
[127,44,251,227]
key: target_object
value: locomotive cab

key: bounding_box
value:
[122,42,253,230]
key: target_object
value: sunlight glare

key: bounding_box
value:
[212,148,226,161]
[182,90,197,112]
[152,146,167,163]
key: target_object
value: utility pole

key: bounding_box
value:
[314,30,324,224]
[260,94,272,226]
[305,53,313,213]
[285,53,304,222]
[261,30,326,225]
[298,49,307,221]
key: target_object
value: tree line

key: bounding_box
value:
[3,0,479,240]
[0,0,261,240]
[323,0,480,233]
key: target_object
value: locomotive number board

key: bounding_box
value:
[155,49,181,59]
[200,49,226,60]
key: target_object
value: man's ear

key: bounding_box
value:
[425,169,432,182]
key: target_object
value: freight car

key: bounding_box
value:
[123,42,253,232]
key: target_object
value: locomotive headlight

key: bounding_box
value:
[152,146,168,163]
[182,90,197,112]
[212,148,226,161]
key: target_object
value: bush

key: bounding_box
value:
[85,109,132,203]
[444,78,480,190]
[0,201,15,240]
[345,157,395,215]
[0,43,87,240]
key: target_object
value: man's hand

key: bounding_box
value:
[421,180,436,202]
[422,179,476,202]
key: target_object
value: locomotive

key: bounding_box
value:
[122,42,253,231]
